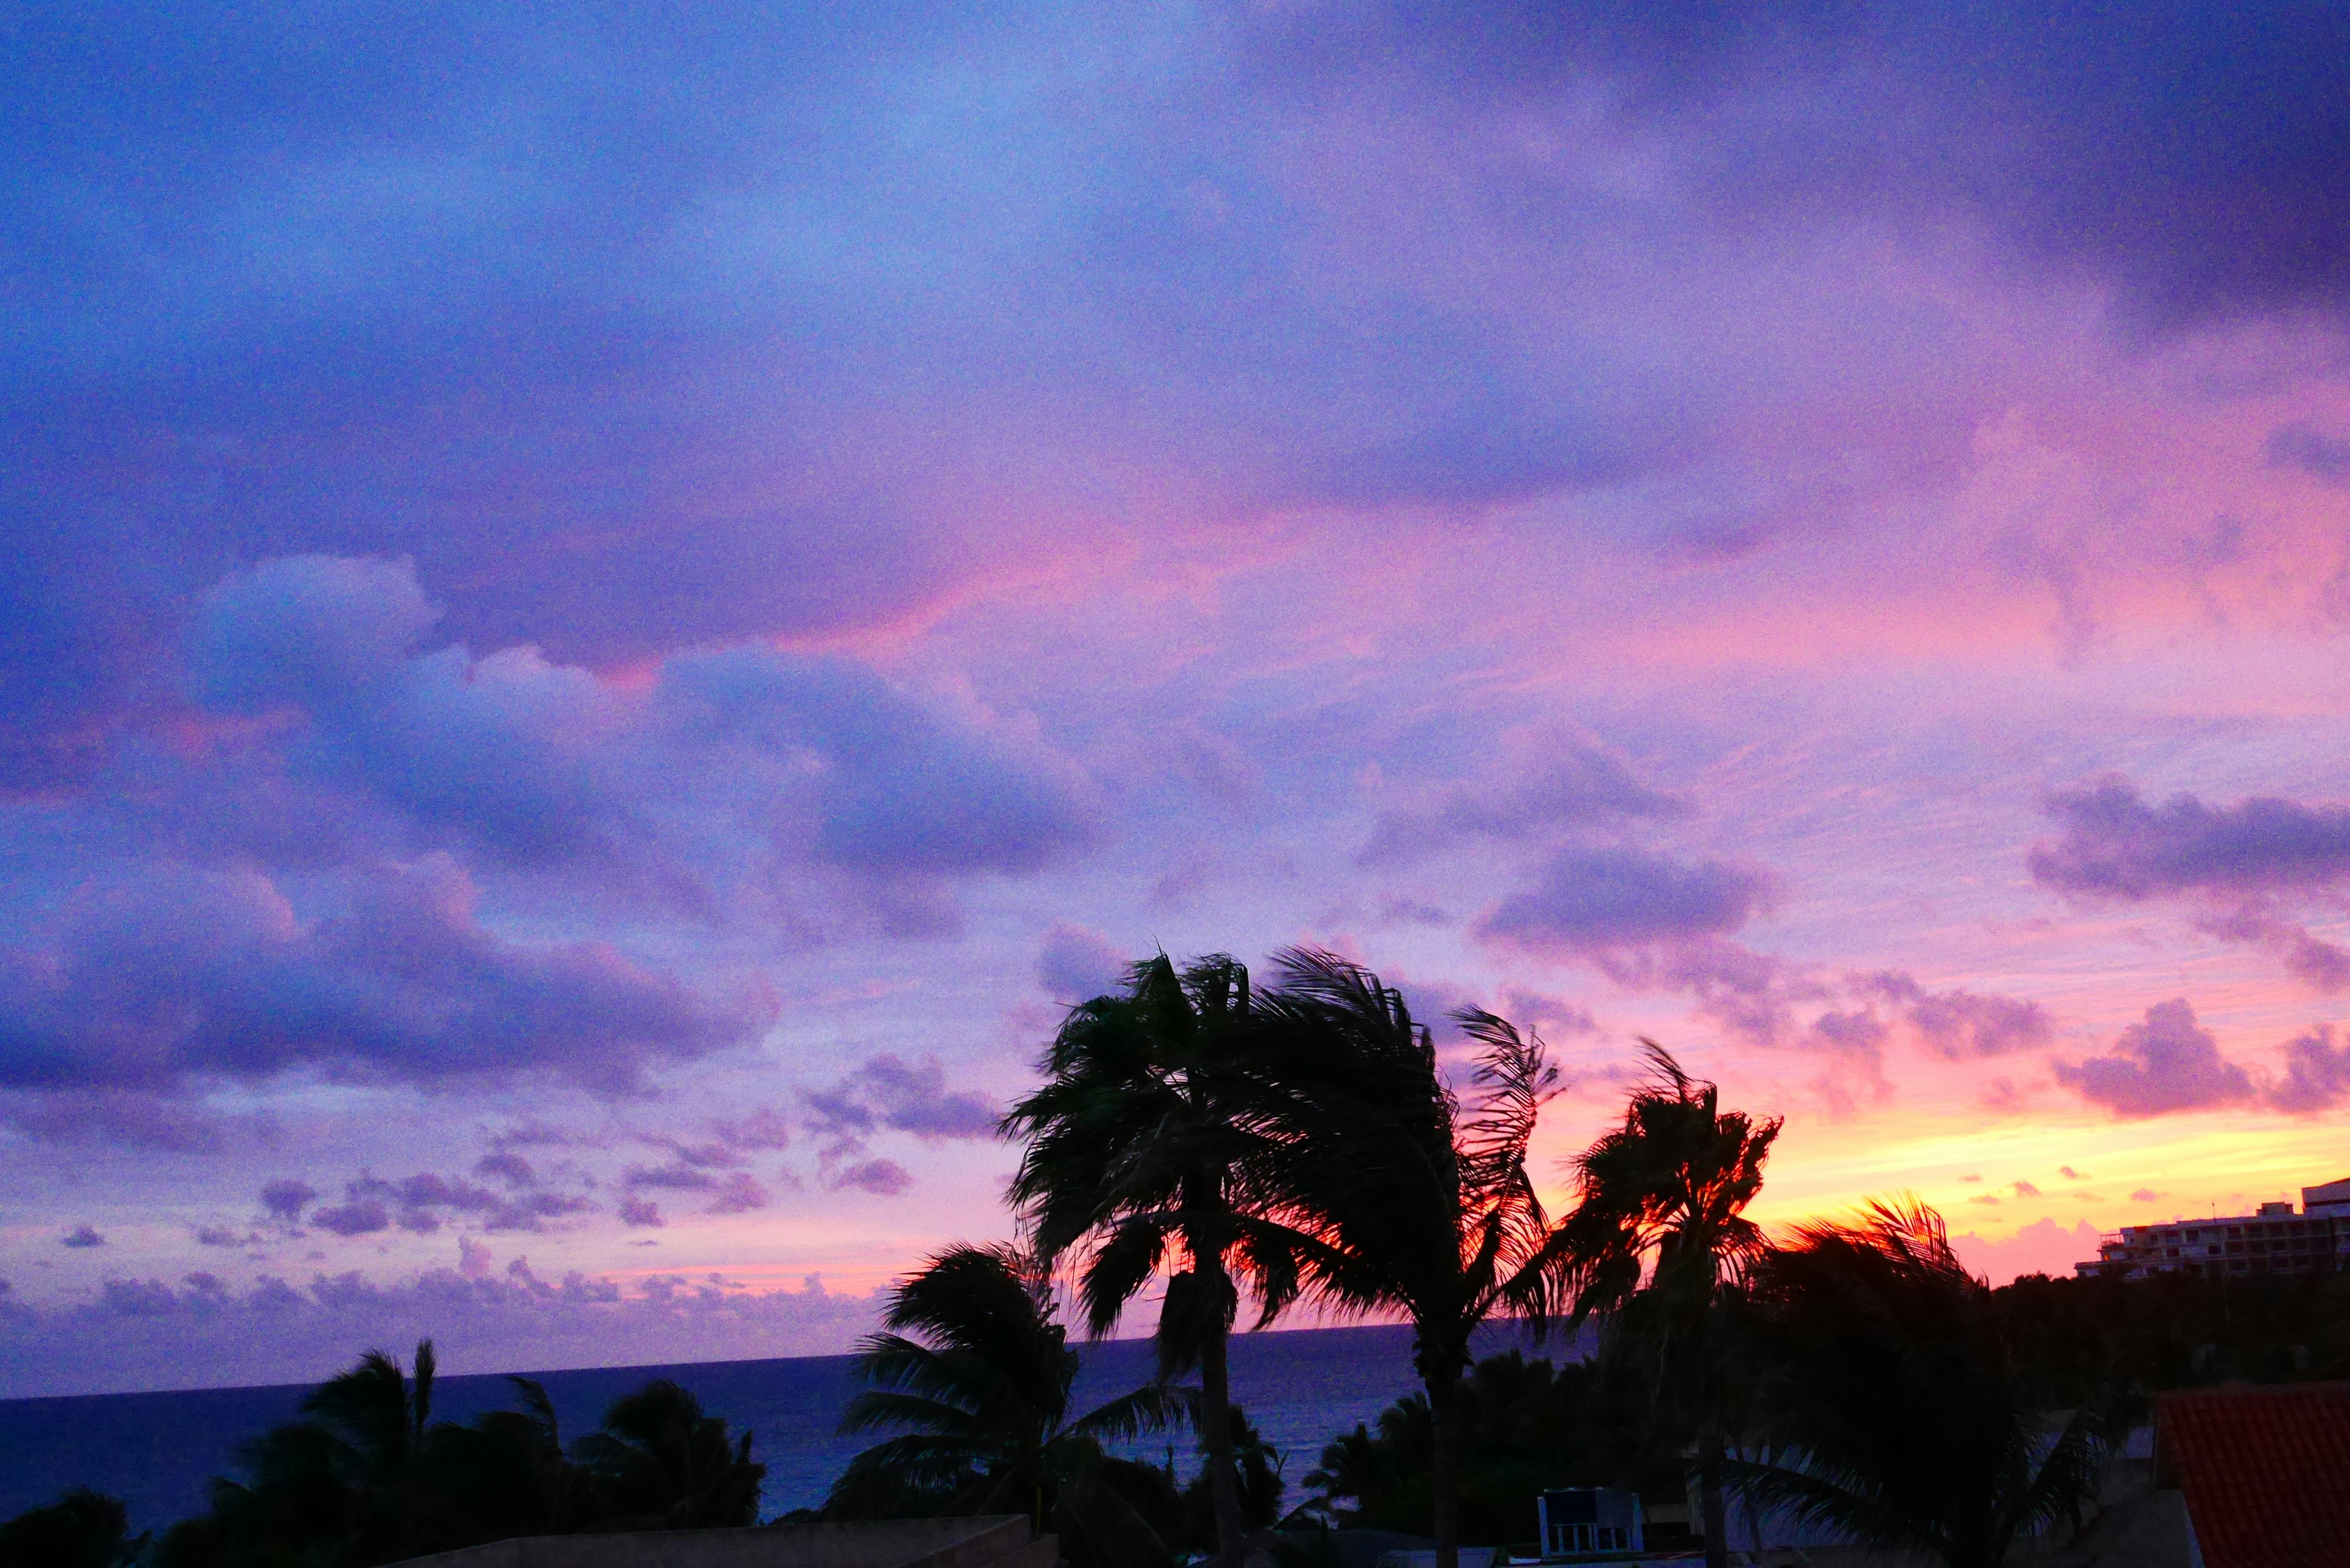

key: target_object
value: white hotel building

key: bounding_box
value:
[2086,1178,2350,1279]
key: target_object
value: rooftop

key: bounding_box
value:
[2158,1382,2350,1568]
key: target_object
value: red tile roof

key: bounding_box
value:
[2158,1383,2350,1568]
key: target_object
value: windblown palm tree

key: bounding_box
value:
[1255,948,1573,1568]
[1556,1043,1780,1568]
[827,1242,1188,1567]
[1004,951,1316,1568]
[570,1379,764,1529]
[1732,1199,2105,1568]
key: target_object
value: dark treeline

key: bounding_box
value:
[12,946,2350,1568]
[0,1342,764,1568]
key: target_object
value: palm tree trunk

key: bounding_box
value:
[1199,1311,1247,1568]
[1699,1431,1729,1568]
[1429,1372,1463,1568]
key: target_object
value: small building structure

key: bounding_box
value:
[1535,1488,1643,1561]
[2084,1178,2350,1279]
[2156,1382,2350,1568]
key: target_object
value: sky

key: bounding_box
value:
[5,0,2350,1398]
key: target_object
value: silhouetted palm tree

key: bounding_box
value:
[827,1242,1187,1567]
[0,1487,146,1568]
[1004,951,1318,1568]
[1556,1043,1779,1568]
[1733,1199,2105,1568]
[570,1379,763,1529]
[1255,948,1573,1568]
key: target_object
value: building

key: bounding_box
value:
[2084,1178,2350,1280]
[2157,1382,2350,1567]
[1536,1488,1643,1561]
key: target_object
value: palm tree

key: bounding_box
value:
[1555,1043,1780,1568]
[570,1379,764,1529]
[1254,948,1573,1568]
[1732,1199,2105,1568]
[827,1242,1188,1567]
[0,1487,146,1568]
[1003,951,1316,1568]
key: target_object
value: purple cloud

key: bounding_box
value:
[2269,1024,2350,1114]
[340,1171,589,1234]
[2031,778,2350,900]
[1359,728,1688,867]
[0,1091,261,1152]
[618,1195,664,1229]
[2054,999,2256,1118]
[2031,778,2350,991]
[0,857,770,1097]
[310,1199,392,1237]
[830,1159,914,1198]
[805,1055,998,1154]
[704,1173,769,1215]
[1862,972,2055,1058]
[1037,923,1128,1004]
[1474,846,1774,957]
[2268,422,2350,484]
[260,1179,318,1223]
[61,1226,105,1249]
[474,1152,535,1188]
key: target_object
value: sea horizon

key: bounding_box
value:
[0,1319,1575,1535]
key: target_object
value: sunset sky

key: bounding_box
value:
[7,2,2350,1397]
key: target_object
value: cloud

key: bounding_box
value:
[341,1171,592,1234]
[2012,1181,2042,1198]
[2268,1023,2350,1113]
[61,1226,105,1249]
[1037,923,1129,1004]
[0,1091,267,1152]
[474,1152,535,1188]
[260,1179,318,1223]
[830,1159,914,1197]
[1949,1219,2103,1287]
[1474,846,1775,959]
[0,1261,882,1400]
[2131,1188,2163,1203]
[617,1195,664,1229]
[310,1198,391,1237]
[0,856,772,1098]
[1902,986,2054,1059]
[2031,778,2350,992]
[704,1174,769,1215]
[2059,1166,2089,1181]
[1359,727,1688,867]
[2031,777,2350,901]
[805,1055,998,1157]
[2268,422,2350,484]
[2054,999,2257,1117]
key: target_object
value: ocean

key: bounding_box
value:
[0,1321,1569,1535]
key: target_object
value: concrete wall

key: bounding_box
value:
[391,1517,1026,1568]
